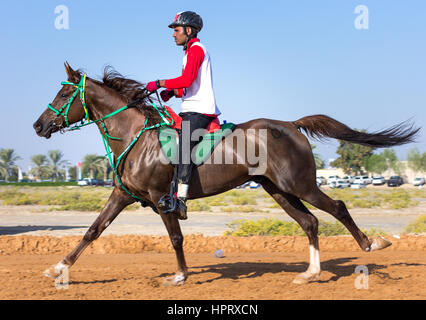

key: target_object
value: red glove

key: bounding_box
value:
[146,80,160,92]
[160,89,174,102]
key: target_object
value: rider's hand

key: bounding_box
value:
[160,89,174,102]
[146,80,160,92]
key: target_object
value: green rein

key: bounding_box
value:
[48,74,174,202]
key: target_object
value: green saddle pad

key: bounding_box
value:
[158,123,236,165]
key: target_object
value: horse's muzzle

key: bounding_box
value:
[33,120,42,134]
[33,119,54,139]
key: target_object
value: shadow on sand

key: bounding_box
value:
[0,225,88,236]
[156,257,398,284]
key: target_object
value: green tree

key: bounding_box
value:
[48,150,69,181]
[407,148,425,174]
[382,148,404,175]
[94,156,112,181]
[311,144,325,169]
[423,153,426,172]
[68,166,78,181]
[30,154,50,181]
[0,149,22,182]
[364,153,387,175]
[330,131,375,175]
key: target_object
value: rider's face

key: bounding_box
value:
[173,26,192,46]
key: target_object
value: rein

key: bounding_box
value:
[48,74,174,202]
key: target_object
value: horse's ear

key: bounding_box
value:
[64,61,80,83]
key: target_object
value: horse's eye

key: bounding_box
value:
[60,93,68,98]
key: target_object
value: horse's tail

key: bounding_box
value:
[292,114,420,148]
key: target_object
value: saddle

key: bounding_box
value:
[158,106,236,166]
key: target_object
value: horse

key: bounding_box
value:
[34,62,419,285]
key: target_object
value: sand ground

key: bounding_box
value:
[0,234,424,300]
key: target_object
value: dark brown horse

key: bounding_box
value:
[34,63,419,285]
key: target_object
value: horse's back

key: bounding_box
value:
[230,118,310,148]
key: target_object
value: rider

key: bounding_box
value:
[146,11,221,219]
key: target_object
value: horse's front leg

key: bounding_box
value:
[151,187,188,286]
[43,187,134,278]
[159,211,188,286]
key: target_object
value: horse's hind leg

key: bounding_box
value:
[43,187,134,278]
[302,187,391,252]
[262,181,321,284]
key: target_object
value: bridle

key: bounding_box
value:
[47,73,90,130]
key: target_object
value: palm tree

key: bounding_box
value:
[48,150,69,181]
[0,149,22,182]
[94,156,111,181]
[82,154,104,179]
[30,154,50,181]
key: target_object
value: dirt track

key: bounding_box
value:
[0,234,425,300]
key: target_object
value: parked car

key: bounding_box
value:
[330,179,350,189]
[91,179,105,187]
[236,181,251,189]
[77,178,90,186]
[104,179,114,187]
[413,177,425,186]
[338,179,351,188]
[387,176,403,187]
[351,182,366,189]
[361,175,372,184]
[354,176,371,185]
[341,176,352,183]
[327,175,340,184]
[317,176,327,185]
[249,181,261,189]
[78,178,104,187]
[372,176,386,186]
[316,178,322,187]
[353,177,363,185]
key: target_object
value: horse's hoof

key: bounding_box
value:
[43,262,68,279]
[163,274,186,287]
[292,272,321,284]
[369,236,392,251]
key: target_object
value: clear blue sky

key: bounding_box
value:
[0,0,425,171]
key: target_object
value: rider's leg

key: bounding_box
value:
[158,112,213,217]
[176,112,213,210]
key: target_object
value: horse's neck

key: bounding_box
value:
[87,83,147,156]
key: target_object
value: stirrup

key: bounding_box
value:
[158,193,178,213]
[158,166,178,213]
[157,196,187,220]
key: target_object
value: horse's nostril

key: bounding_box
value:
[33,121,42,133]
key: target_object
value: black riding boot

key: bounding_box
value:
[157,171,189,220]
[157,167,188,220]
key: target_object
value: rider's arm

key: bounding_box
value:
[162,45,205,89]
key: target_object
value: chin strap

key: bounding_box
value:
[183,27,197,51]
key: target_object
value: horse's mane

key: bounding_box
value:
[100,66,163,123]
[66,65,164,123]
[102,66,147,102]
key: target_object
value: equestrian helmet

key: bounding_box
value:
[168,11,203,32]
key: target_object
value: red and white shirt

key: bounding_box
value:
[164,38,221,116]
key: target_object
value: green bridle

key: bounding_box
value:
[48,73,90,128]
[48,73,174,202]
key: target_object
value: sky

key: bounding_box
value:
[0,0,425,172]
